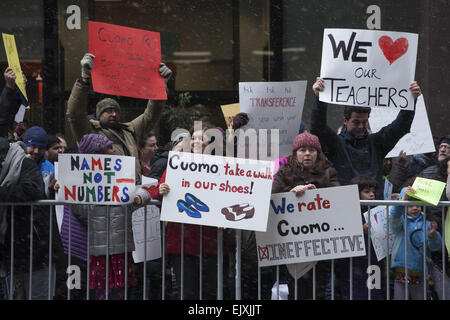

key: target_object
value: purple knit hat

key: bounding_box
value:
[292,132,322,153]
[77,134,113,154]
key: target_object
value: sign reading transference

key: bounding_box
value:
[2,33,28,104]
[56,154,136,205]
[160,151,274,232]
[88,21,166,100]
[239,81,307,159]
[320,28,418,110]
[255,185,366,267]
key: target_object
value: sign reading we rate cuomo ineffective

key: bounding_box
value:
[88,21,166,100]
[57,154,136,205]
[320,28,418,110]
[255,185,366,267]
[160,151,274,232]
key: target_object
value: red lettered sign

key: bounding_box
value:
[88,21,166,100]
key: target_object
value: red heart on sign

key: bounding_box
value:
[378,36,409,65]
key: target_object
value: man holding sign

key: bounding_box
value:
[67,51,173,181]
[311,28,422,199]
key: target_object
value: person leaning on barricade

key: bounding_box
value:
[310,77,421,200]
[66,53,174,181]
[54,133,151,300]
[271,132,340,300]
[0,137,49,299]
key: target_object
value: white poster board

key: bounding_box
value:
[255,185,366,267]
[363,206,393,261]
[320,28,418,110]
[239,81,307,159]
[132,177,162,263]
[368,95,435,158]
[56,154,136,205]
[160,151,274,232]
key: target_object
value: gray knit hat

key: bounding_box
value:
[96,98,121,119]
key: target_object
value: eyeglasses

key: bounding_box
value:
[439,144,450,151]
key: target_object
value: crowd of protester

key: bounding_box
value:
[0,53,449,301]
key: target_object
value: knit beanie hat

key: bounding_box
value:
[292,132,322,153]
[77,134,113,154]
[439,134,450,146]
[95,98,121,119]
[23,126,48,148]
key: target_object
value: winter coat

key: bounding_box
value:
[390,205,442,272]
[0,155,49,273]
[147,147,169,181]
[0,86,22,139]
[66,79,165,180]
[272,156,340,194]
[60,205,88,261]
[310,96,415,199]
[407,153,435,179]
[150,169,231,256]
[70,187,150,257]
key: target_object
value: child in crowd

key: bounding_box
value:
[390,186,442,300]
[337,175,386,300]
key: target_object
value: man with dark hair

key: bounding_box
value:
[310,77,421,199]
[46,135,63,164]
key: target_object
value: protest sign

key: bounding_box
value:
[320,28,418,110]
[88,21,166,100]
[369,95,435,157]
[384,178,393,200]
[407,177,446,206]
[363,206,393,261]
[220,103,240,129]
[239,81,307,159]
[2,33,28,104]
[132,177,162,263]
[56,154,136,205]
[255,185,366,267]
[160,151,274,231]
[445,208,450,259]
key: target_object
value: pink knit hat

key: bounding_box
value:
[292,132,322,153]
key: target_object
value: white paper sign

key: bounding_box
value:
[363,206,393,261]
[320,28,418,110]
[132,177,162,263]
[14,104,26,123]
[239,81,307,159]
[160,151,274,232]
[255,185,366,267]
[56,154,136,205]
[369,95,435,158]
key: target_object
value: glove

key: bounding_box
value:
[80,53,95,79]
[232,113,249,130]
[160,63,173,97]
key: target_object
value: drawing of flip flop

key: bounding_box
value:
[221,203,255,221]
[177,199,202,218]
[185,193,210,212]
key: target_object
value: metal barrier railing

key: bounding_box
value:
[1,199,449,300]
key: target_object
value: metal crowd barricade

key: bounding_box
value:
[0,199,449,300]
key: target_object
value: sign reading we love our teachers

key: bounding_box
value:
[320,28,418,110]
[57,154,136,205]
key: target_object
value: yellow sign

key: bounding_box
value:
[2,33,28,104]
[445,208,450,259]
[220,103,240,129]
[407,177,446,206]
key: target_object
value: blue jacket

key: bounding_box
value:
[310,96,415,199]
[389,205,442,272]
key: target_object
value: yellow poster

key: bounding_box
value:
[407,177,446,206]
[2,33,28,104]
[445,208,450,259]
[220,103,240,129]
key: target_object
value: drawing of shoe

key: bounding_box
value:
[221,203,255,221]
[185,193,210,212]
[177,199,202,218]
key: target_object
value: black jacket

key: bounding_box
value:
[0,86,22,139]
[147,147,169,181]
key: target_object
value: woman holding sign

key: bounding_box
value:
[272,132,340,300]
[148,122,232,300]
